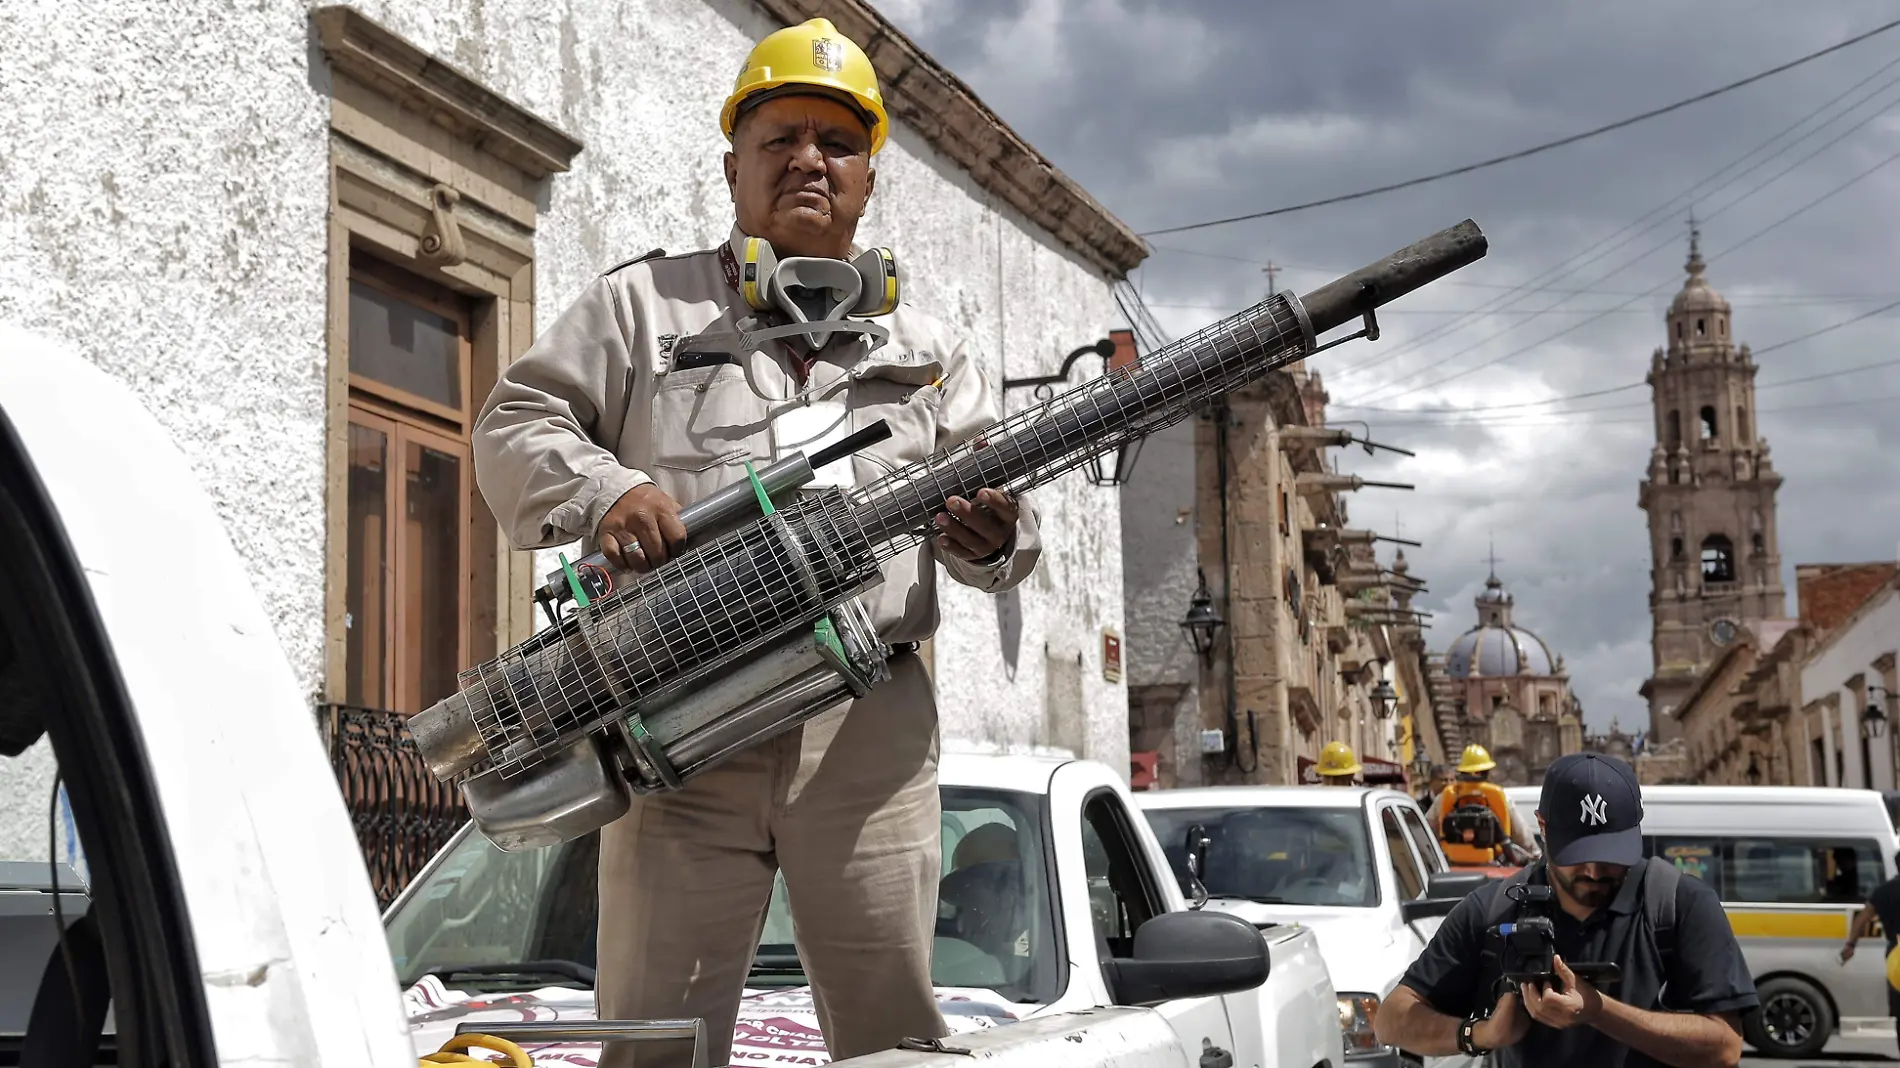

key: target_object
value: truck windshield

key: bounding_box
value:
[1143,806,1379,908]
[383,785,1063,1005]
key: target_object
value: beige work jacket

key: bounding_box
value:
[473,225,1042,645]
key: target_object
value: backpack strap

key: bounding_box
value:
[1642,855,1680,961]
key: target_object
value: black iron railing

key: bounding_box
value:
[316,702,468,909]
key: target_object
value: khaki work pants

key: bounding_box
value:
[595,653,950,1067]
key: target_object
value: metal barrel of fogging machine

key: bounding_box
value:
[407,421,897,852]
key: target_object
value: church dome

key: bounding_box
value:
[1443,573,1560,679]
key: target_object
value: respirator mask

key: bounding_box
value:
[667,235,904,407]
[737,234,899,349]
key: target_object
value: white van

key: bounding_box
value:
[1507,784,1900,1059]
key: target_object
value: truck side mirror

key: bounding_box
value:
[1400,870,1490,924]
[1102,911,1270,1008]
[1184,824,1211,910]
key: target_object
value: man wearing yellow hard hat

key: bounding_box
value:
[1316,740,1362,786]
[471,17,1040,1066]
[1428,743,1536,865]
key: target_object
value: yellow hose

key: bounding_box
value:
[421,1033,534,1068]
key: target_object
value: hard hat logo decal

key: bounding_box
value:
[812,38,845,73]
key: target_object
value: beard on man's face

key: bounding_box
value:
[1552,862,1626,907]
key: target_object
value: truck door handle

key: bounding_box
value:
[1199,1043,1234,1068]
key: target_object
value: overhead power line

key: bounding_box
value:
[1332,295,1900,419]
[1364,389,1900,430]
[1349,138,1900,406]
[1327,51,1900,383]
[1137,17,1900,237]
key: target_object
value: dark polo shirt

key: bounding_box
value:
[1399,860,1758,1068]
[1868,875,1900,1016]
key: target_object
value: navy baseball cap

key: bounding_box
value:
[1539,752,1644,867]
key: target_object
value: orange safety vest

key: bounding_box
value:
[1437,780,1513,866]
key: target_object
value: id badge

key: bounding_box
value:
[769,401,858,490]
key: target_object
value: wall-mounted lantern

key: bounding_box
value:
[1368,679,1399,720]
[1180,568,1225,666]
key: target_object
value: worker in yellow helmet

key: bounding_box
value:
[475,17,1041,1068]
[1316,740,1363,786]
[1427,743,1536,865]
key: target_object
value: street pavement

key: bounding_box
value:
[1743,1033,1897,1068]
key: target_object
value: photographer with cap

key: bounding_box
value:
[1374,753,1757,1067]
[471,15,1039,1067]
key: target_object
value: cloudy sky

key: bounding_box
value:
[875,0,1900,734]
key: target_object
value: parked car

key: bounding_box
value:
[1136,785,1488,1068]
[388,752,1347,1068]
[1510,782,1900,1059]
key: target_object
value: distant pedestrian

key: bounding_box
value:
[1417,762,1454,809]
[1317,741,1362,786]
[1840,851,1900,1057]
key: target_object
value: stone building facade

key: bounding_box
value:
[1672,619,1801,786]
[1638,226,1791,741]
[1650,562,1900,790]
[1425,569,1584,787]
[1798,569,1900,791]
[1123,354,1434,790]
[0,0,1145,858]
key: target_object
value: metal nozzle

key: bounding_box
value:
[407,690,488,781]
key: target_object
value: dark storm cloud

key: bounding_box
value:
[879,0,1900,731]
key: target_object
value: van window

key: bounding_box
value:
[1646,835,1884,903]
[1728,839,1880,904]
[1648,837,1722,887]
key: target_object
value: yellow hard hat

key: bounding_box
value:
[1458,744,1497,775]
[1318,741,1363,778]
[721,18,890,155]
[1887,943,1900,992]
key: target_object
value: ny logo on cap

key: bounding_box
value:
[1580,793,1609,827]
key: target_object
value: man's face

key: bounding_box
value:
[724,94,875,259]
[1537,813,1629,909]
[1429,770,1453,795]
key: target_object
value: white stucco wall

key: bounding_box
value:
[1801,585,1900,791]
[0,0,1128,861]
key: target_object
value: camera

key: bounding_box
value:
[1492,883,1622,991]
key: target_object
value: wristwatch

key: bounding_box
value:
[1458,1013,1490,1057]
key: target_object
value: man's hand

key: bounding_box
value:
[1841,940,1857,963]
[597,484,688,573]
[1473,990,1531,1050]
[1523,956,1604,1031]
[935,488,1018,562]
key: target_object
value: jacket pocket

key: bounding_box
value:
[648,363,772,472]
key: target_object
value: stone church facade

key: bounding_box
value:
[1424,568,1584,787]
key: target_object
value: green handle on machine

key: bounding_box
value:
[559,552,591,609]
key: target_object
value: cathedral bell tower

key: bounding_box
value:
[1637,223,1789,743]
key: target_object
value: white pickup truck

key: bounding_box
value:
[389,752,1347,1068]
[0,325,1342,1068]
[1136,787,1490,1068]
